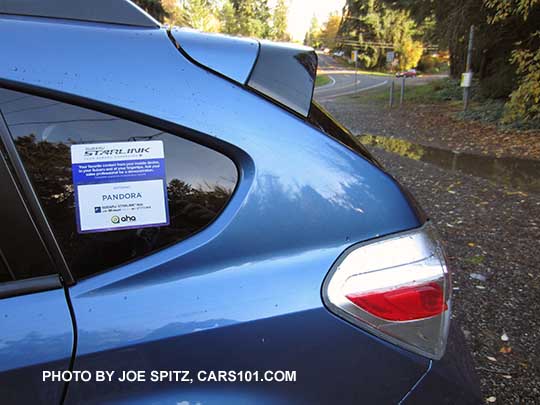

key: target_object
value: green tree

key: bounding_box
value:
[219,0,238,34]
[255,0,272,38]
[338,1,425,69]
[320,13,341,50]
[135,0,275,39]
[485,0,540,123]
[338,0,383,67]
[382,9,423,70]
[380,0,536,100]
[178,0,221,32]
[271,0,289,41]
[230,0,261,37]
[304,14,321,47]
[341,0,540,124]
[221,0,273,38]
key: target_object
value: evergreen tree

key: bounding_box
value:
[381,9,423,70]
[271,0,289,41]
[136,0,276,40]
[225,0,273,38]
[485,0,540,123]
[338,0,384,68]
[219,0,237,35]
[254,0,272,38]
[231,0,260,37]
[304,14,321,47]
[178,0,220,32]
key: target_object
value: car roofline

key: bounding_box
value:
[0,0,159,28]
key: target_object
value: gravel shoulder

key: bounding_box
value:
[320,98,540,403]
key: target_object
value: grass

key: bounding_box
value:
[465,255,485,266]
[345,77,540,129]
[457,99,506,124]
[315,74,332,87]
[347,78,462,105]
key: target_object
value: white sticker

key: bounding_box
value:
[71,141,169,233]
[461,72,472,87]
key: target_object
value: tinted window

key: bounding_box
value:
[0,88,238,279]
[0,146,57,281]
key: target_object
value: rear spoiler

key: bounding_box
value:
[170,28,318,117]
[0,0,317,117]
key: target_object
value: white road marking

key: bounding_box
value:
[315,75,336,91]
[315,76,360,95]
[316,80,388,101]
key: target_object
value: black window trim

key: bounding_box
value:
[0,140,67,297]
[0,274,62,300]
[0,79,246,282]
[0,110,75,285]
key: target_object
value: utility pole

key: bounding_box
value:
[463,25,475,111]
[353,49,358,93]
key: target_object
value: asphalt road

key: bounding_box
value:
[314,53,389,102]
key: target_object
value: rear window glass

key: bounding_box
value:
[0,88,238,279]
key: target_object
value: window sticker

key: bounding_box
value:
[71,141,169,233]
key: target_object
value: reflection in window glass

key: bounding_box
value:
[0,250,13,283]
[0,88,238,279]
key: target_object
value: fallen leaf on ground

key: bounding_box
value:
[505,191,528,197]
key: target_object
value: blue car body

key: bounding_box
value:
[0,2,480,404]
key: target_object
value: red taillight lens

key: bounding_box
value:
[346,282,448,321]
[322,223,451,359]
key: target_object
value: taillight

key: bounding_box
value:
[322,222,451,359]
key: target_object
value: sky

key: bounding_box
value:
[271,0,345,42]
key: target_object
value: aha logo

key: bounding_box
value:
[111,215,136,224]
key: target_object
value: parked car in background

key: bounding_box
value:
[0,1,480,404]
[396,68,418,78]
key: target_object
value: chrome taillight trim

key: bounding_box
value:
[322,222,451,359]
